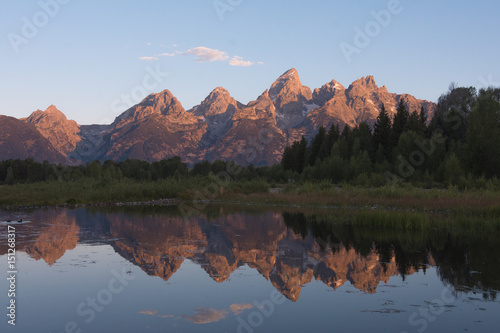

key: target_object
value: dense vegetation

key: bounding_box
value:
[281,86,500,188]
[0,85,499,207]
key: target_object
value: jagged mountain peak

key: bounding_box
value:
[130,89,185,116]
[141,89,178,107]
[211,86,230,94]
[193,87,241,118]
[351,75,378,90]
[325,79,345,90]
[0,115,66,163]
[114,89,186,126]
[269,68,304,97]
[268,69,313,130]
[28,105,68,122]
[313,79,346,107]
[278,68,299,79]
[24,105,81,157]
[45,104,64,115]
[3,69,436,166]
[204,87,233,103]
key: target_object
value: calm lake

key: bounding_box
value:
[1,206,499,333]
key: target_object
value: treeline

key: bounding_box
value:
[1,86,498,190]
[281,86,500,188]
[0,155,284,185]
[0,157,188,185]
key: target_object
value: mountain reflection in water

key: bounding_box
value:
[1,206,498,303]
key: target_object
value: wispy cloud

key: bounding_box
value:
[141,46,259,67]
[183,47,229,63]
[180,308,228,324]
[229,56,253,67]
[139,56,158,61]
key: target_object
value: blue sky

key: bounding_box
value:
[1,0,499,124]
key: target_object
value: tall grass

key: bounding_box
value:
[0,178,196,206]
[0,177,273,207]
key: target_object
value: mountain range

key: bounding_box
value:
[1,69,436,166]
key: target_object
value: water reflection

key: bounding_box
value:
[0,209,80,265]
[1,206,498,302]
[284,212,500,300]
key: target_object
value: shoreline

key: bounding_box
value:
[2,188,499,215]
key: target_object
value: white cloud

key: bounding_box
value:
[147,42,151,46]
[229,56,254,67]
[163,46,260,67]
[139,56,158,61]
[183,47,229,63]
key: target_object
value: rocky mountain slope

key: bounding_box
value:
[0,115,65,163]
[24,105,81,156]
[2,69,436,165]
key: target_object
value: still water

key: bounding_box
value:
[1,206,499,333]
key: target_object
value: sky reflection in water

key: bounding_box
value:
[0,206,499,333]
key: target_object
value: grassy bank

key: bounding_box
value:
[221,182,500,212]
[1,178,500,216]
[0,178,191,206]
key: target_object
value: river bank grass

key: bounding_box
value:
[1,179,500,219]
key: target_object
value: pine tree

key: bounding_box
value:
[318,136,331,161]
[406,110,422,133]
[339,124,353,160]
[296,137,308,173]
[419,106,427,131]
[308,126,326,166]
[428,85,476,146]
[327,124,340,145]
[373,104,392,159]
[355,122,373,153]
[341,123,351,139]
[464,88,500,177]
[391,99,410,150]
[281,146,294,171]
